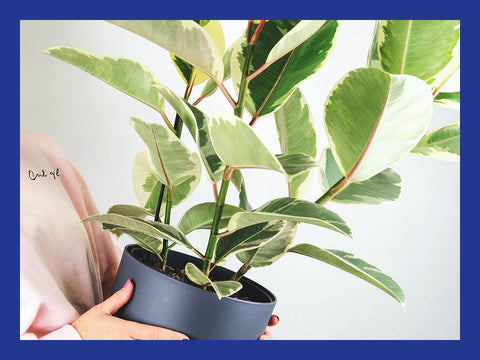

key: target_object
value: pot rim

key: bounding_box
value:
[124,244,277,306]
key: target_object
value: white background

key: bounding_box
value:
[20,20,460,340]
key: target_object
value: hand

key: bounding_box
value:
[258,315,279,340]
[71,279,189,340]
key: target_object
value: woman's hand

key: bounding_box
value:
[71,280,189,340]
[258,315,280,340]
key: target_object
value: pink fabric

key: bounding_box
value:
[20,129,122,339]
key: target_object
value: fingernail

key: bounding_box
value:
[268,315,279,326]
[123,279,132,290]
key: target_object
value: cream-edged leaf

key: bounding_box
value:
[42,46,165,113]
[411,121,460,161]
[208,112,284,173]
[130,117,201,187]
[108,20,224,82]
[376,20,460,90]
[324,67,432,183]
[289,244,405,304]
[229,197,352,238]
[177,202,245,234]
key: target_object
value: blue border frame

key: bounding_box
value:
[8,1,474,358]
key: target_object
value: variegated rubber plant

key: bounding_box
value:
[43,20,460,302]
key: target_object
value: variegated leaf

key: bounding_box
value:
[325,67,432,183]
[236,221,298,267]
[42,46,165,114]
[228,197,352,238]
[171,20,225,86]
[289,244,405,304]
[132,152,201,213]
[185,262,242,299]
[214,221,288,264]
[82,213,193,250]
[108,20,224,82]
[130,117,201,187]
[411,121,460,161]
[318,147,402,205]
[374,20,460,91]
[274,88,317,197]
[177,202,245,234]
[208,111,284,173]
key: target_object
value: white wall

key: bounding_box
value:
[20,20,460,340]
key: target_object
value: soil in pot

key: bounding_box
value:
[135,252,251,301]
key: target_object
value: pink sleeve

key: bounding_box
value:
[21,325,82,340]
[20,129,122,340]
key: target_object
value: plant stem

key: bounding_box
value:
[202,168,233,274]
[161,186,173,271]
[230,249,256,281]
[314,177,345,205]
[234,20,263,118]
[235,43,253,118]
[154,184,166,222]
[159,110,176,134]
[231,263,252,282]
[201,21,266,275]
[154,83,192,267]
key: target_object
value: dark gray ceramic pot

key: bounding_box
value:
[110,244,277,340]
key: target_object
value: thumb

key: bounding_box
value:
[96,279,134,315]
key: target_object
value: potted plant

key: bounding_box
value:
[42,20,460,339]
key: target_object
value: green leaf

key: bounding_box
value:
[288,244,406,304]
[276,153,318,177]
[229,197,352,238]
[375,20,460,89]
[318,147,344,192]
[132,152,200,213]
[108,20,224,83]
[265,20,327,64]
[103,204,155,237]
[130,117,202,187]
[231,20,338,117]
[210,281,243,299]
[334,169,402,205]
[366,20,381,68]
[153,84,225,182]
[231,169,253,211]
[42,46,165,114]
[200,36,240,99]
[82,214,193,250]
[236,221,298,267]
[111,227,164,255]
[208,112,284,173]
[106,204,155,218]
[411,121,460,161]
[170,20,225,86]
[318,148,402,205]
[324,67,432,182]
[125,217,194,251]
[184,262,242,299]
[184,262,211,286]
[274,88,317,197]
[434,91,460,109]
[177,202,245,234]
[214,221,288,264]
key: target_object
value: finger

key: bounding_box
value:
[96,279,134,315]
[258,334,274,340]
[128,322,189,340]
[258,327,273,340]
[268,315,279,327]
